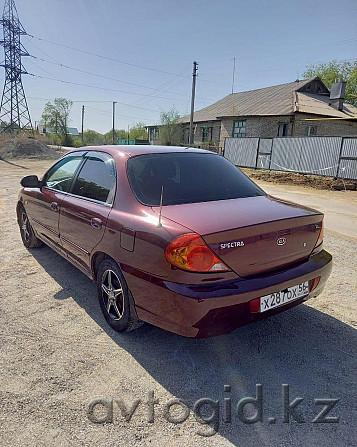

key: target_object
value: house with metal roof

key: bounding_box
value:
[37,124,80,136]
[148,77,357,148]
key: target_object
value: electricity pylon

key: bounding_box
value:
[0,0,32,133]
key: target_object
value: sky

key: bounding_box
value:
[4,0,357,133]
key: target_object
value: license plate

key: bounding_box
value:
[260,281,309,313]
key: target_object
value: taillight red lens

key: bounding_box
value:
[314,219,324,248]
[250,297,260,313]
[310,276,320,292]
[165,233,230,272]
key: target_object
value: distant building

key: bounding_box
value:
[37,124,80,136]
[147,77,357,148]
[66,127,80,136]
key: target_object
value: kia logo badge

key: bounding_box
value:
[277,237,286,246]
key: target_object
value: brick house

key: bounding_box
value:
[148,77,357,148]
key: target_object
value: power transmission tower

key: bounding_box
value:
[0,0,32,133]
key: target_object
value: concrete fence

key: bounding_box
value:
[223,136,357,180]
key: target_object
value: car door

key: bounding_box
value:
[58,151,116,273]
[27,153,85,250]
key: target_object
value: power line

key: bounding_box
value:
[27,33,357,92]
[26,56,211,105]
[28,75,162,112]
[26,50,192,97]
[28,97,114,103]
[24,35,62,65]
[27,58,61,80]
[27,98,154,122]
[29,73,191,104]
[28,34,190,77]
[85,105,151,121]
[130,66,191,107]
[27,34,224,86]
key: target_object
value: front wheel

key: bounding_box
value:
[17,205,43,249]
[97,258,143,332]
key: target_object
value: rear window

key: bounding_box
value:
[126,152,264,206]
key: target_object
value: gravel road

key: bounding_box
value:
[0,159,356,447]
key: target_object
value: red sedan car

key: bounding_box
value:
[17,146,332,337]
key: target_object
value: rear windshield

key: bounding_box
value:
[126,152,265,206]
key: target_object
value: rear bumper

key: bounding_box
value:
[124,249,332,338]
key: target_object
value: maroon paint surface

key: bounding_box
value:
[18,145,332,337]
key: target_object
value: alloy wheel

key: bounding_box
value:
[21,211,30,242]
[101,269,124,320]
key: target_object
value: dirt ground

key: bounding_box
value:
[243,168,357,191]
[0,159,356,447]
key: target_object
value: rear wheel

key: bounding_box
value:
[18,205,43,248]
[97,258,143,332]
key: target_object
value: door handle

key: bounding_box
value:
[91,218,102,229]
[50,202,59,212]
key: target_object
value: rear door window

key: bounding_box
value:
[71,153,116,204]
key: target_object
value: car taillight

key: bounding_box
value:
[250,297,260,313]
[309,276,320,292]
[314,219,324,248]
[165,233,230,272]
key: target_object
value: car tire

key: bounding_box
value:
[17,204,43,249]
[97,258,144,332]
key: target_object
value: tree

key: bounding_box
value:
[103,129,127,144]
[129,122,148,140]
[302,60,357,106]
[158,107,182,146]
[82,129,105,146]
[41,98,73,142]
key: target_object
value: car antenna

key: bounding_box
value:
[157,185,164,228]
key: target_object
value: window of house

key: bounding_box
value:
[149,127,159,141]
[307,125,317,136]
[232,120,246,138]
[277,123,289,137]
[201,126,213,142]
[71,155,116,204]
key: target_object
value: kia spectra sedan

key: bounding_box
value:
[17,146,332,338]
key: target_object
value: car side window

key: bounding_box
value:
[44,156,84,192]
[71,155,116,204]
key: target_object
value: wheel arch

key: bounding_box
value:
[16,200,24,222]
[91,251,113,282]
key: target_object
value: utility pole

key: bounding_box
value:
[127,125,130,145]
[112,101,117,144]
[81,105,84,144]
[189,61,198,145]
[231,57,236,94]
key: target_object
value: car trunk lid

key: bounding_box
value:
[152,195,323,277]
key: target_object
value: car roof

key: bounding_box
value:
[71,145,214,159]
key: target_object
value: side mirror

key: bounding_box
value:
[20,175,41,188]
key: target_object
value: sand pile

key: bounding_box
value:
[0,137,59,160]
